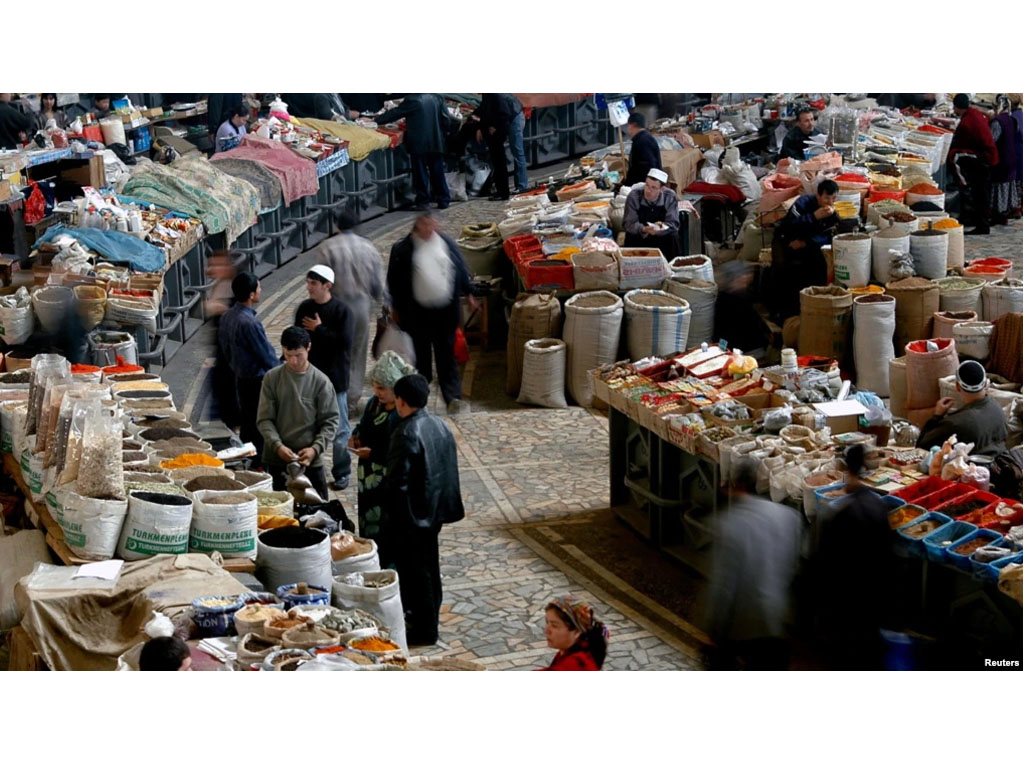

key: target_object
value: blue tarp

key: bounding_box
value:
[36,224,166,274]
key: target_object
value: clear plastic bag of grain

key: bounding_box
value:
[76,402,125,500]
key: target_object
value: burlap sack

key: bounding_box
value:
[798,286,852,361]
[506,293,563,397]
[886,277,940,353]
[905,338,959,411]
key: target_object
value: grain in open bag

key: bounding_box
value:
[117,491,193,560]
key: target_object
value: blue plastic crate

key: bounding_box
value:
[922,521,978,564]
[946,529,1003,573]
[986,552,1023,582]
[969,542,1017,581]
[897,512,952,556]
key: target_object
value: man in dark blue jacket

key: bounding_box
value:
[624,112,663,186]
[386,213,475,414]
[218,272,280,466]
[378,94,454,209]
[770,179,839,320]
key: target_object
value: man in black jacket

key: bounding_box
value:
[294,265,357,491]
[778,105,823,161]
[386,213,476,415]
[282,93,358,122]
[378,94,454,209]
[472,93,523,201]
[385,374,465,646]
[624,112,662,187]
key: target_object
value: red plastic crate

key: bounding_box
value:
[504,234,542,260]
[915,483,978,512]
[524,260,574,291]
[892,476,953,503]
[933,488,1000,517]
[973,499,1024,533]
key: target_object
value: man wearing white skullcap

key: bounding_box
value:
[916,360,1009,456]
[622,167,681,258]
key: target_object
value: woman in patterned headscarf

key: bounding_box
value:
[348,350,417,569]
[540,597,609,670]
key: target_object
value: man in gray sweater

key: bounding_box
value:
[257,326,340,501]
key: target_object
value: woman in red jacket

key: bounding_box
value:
[540,597,609,671]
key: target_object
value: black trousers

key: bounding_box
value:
[486,128,510,198]
[269,463,329,504]
[951,154,992,226]
[237,376,265,467]
[411,152,450,207]
[395,525,443,645]
[410,315,461,405]
[709,637,790,671]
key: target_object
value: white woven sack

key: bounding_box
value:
[517,339,568,408]
[870,230,909,285]
[853,295,896,396]
[831,234,871,288]
[909,230,949,280]
[562,292,623,407]
[952,321,994,362]
[669,255,714,283]
[624,290,692,359]
[981,280,1024,321]
[663,278,717,346]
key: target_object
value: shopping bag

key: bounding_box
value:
[454,326,470,365]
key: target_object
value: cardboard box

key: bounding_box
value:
[0,179,10,203]
[690,130,725,149]
[812,400,868,436]
[60,156,105,189]
[0,256,19,287]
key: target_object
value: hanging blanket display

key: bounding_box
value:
[213,134,318,206]
[207,157,283,211]
[119,157,259,245]
[35,225,167,274]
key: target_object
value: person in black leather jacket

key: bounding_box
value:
[384,374,465,646]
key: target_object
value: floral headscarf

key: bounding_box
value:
[546,597,610,641]
[370,350,417,390]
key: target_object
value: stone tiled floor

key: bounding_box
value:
[176,190,1020,672]
[178,189,700,671]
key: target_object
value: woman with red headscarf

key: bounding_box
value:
[540,597,609,671]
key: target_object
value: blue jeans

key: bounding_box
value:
[509,111,528,191]
[333,390,352,483]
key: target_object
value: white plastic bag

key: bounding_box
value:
[445,171,468,203]
[373,321,416,368]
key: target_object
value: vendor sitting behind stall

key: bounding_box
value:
[778,105,823,161]
[770,179,839,320]
[916,360,1009,456]
[214,105,249,153]
[623,168,680,259]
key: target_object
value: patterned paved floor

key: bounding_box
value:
[173,192,1020,671]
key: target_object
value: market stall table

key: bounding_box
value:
[2,452,255,574]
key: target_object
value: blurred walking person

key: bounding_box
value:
[386,213,476,415]
[314,210,386,416]
[705,457,803,670]
[816,445,893,670]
